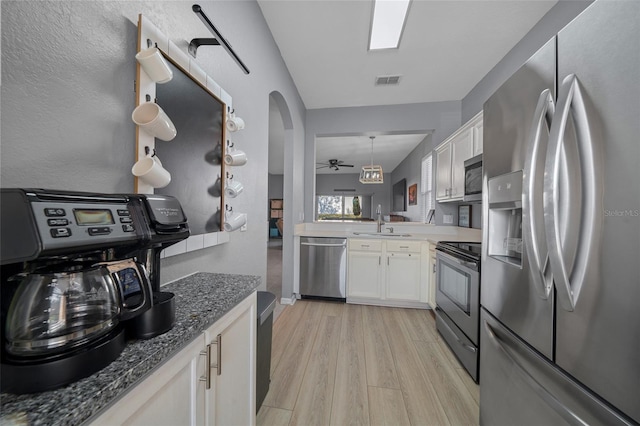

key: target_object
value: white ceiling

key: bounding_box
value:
[263,0,558,175]
[258,0,557,109]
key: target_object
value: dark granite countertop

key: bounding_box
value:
[0,272,260,426]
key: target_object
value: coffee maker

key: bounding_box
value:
[0,189,189,394]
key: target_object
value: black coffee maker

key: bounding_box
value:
[0,189,189,394]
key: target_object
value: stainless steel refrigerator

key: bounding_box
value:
[480,1,639,424]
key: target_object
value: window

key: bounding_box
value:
[421,153,434,223]
[316,195,365,220]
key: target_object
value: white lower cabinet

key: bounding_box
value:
[347,239,427,308]
[92,292,256,426]
[347,239,383,299]
[204,296,256,426]
[385,251,421,301]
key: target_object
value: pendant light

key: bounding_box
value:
[359,136,384,184]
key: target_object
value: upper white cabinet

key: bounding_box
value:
[436,111,483,202]
[472,115,483,156]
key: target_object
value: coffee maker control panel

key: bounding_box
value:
[31,201,138,250]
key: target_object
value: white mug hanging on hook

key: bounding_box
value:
[132,101,177,141]
[224,142,247,166]
[226,110,245,132]
[135,47,173,84]
[225,174,244,198]
[132,149,171,188]
[224,208,247,232]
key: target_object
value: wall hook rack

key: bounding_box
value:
[189,4,250,74]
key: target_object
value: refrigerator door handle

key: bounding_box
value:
[483,320,589,426]
[523,89,555,300]
[544,74,603,312]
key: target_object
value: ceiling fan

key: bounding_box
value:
[316,159,355,171]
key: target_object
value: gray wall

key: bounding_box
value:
[268,174,284,200]
[305,101,461,223]
[389,135,430,222]
[1,1,306,293]
[461,0,593,122]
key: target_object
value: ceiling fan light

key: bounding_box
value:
[360,165,384,184]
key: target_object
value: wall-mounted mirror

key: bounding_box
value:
[154,57,225,234]
[135,15,234,255]
[314,132,429,221]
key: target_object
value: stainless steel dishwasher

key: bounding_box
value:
[299,237,347,301]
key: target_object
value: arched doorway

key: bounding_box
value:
[267,91,293,321]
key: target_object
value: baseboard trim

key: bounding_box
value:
[280,297,296,305]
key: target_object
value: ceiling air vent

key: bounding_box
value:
[375,75,401,86]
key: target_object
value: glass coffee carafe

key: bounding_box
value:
[5,259,149,357]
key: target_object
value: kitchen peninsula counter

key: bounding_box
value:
[0,272,260,426]
[295,223,482,244]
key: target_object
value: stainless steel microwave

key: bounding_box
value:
[463,154,482,202]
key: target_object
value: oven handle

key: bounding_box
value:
[436,250,479,271]
[436,308,477,353]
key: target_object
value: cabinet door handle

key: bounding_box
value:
[212,333,222,376]
[199,344,212,389]
[387,256,390,266]
[379,256,381,265]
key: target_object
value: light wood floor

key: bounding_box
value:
[257,300,479,426]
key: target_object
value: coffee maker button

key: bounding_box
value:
[47,218,69,226]
[122,224,135,232]
[45,208,66,217]
[51,228,71,238]
[120,217,133,224]
[117,209,131,216]
[88,227,111,236]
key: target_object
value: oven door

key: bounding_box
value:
[436,250,480,344]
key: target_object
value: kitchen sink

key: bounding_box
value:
[352,232,412,237]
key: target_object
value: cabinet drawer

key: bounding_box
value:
[386,240,421,253]
[349,239,383,252]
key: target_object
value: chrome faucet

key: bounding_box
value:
[376,204,384,233]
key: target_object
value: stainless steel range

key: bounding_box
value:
[434,241,481,382]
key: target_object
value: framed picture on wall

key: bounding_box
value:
[458,205,471,228]
[408,183,417,205]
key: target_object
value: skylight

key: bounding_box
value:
[369,0,411,50]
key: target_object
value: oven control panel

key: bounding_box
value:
[31,201,138,250]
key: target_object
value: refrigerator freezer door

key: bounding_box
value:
[481,38,556,359]
[553,2,640,423]
[480,309,635,426]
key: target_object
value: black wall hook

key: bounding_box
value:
[144,146,157,157]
